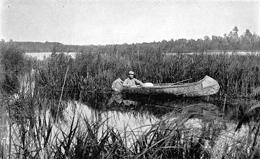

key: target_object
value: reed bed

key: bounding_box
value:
[31,49,260,103]
[2,44,259,101]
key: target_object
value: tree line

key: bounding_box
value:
[1,27,260,53]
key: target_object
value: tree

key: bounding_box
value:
[203,36,211,51]
[210,36,221,50]
[233,26,239,35]
[228,26,240,50]
[240,29,253,50]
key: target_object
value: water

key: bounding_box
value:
[25,52,77,60]
[0,95,220,142]
[25,51,260,60]
[0,96,214,139]
[0,99,158,153]
[64,101,157,133]
[0,94,253,158]
[165,51,260,56]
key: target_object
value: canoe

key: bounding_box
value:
[112,75,220,97]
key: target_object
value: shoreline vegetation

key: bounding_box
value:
[1,27,260,158]
[3,27,260,53]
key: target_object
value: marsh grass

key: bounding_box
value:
[1,43,260,158]
[0,75,216,158]
[7,98,260,159]
[1,81,260,159]
[32,49,260,104]
[6,99,213,159]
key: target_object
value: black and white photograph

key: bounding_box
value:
[0,0,260,158]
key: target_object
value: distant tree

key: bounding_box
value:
[187,39,199,52]
[252,33,260,50]
[4,26,260,54]
[233,26,239,35]
[245,29,253,38]
[203,36,211,51]
[240,29,253,50]
[160,40,169,53]
[210,36,221,50]
[228,26,240,50]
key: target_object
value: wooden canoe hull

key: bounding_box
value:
[121,76,220,97]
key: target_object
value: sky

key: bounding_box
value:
[0,0,259,45]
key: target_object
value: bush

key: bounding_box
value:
[0,44,26,94]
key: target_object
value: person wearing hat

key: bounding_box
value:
[123,71,144,87]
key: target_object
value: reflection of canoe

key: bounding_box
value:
[113,76,220,97]
[108,92,139,106]
[107,92,220,118]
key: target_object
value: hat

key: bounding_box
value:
[129,71,135,75]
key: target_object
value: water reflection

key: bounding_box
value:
[107,92,221,118]
[64,101,157,133]
[0,106,8,157]
[0,95,222,144]
[1,94,251,158]
[59,100,222,148]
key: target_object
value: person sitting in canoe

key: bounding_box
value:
[123,71,144,87]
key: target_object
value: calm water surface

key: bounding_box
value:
[25,51,260,60]
[0,100,158,147]
[0,95,252,158]
[25,52,77,60]
[0,96,222,144]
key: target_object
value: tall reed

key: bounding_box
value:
[33,49,260,102]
